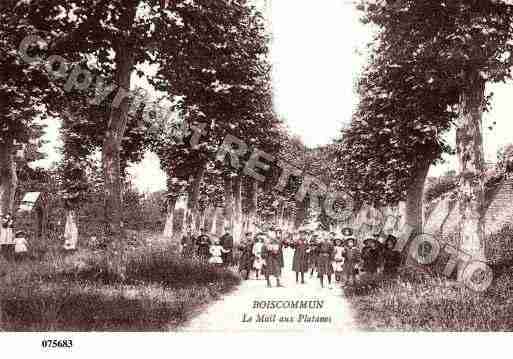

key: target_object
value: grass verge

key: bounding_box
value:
[0,240,240,331]
[344,264,513,331]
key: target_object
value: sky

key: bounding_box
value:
[35,0,513,191]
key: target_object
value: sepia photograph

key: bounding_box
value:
[2,0,513,351]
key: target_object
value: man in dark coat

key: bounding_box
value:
[196,228,211,262]
[220,225,234,266]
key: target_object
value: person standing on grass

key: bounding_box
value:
[317,234,334,289]
[343,237,360,286]
[361,237,380,276]
[332,238,345,282]
[181,226,195,259]
[238,232,254,280]
[262,237,283,288]
[196,228,211,262]
[209,237,230,267]
[220,225,234,266]
[382,235,401,276]
[292,229,309,284]
[14,231,28,262]
[0,213,15,260]
[252,233,265,280]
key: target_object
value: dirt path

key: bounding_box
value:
[181,248,357,332]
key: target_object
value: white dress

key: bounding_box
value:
[252,242,265,270]
[15,237,28,253]
[209,245,224,264]
[332,246,345,272]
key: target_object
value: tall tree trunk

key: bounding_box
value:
[186,166,206,234]
[224,176,234,229]
[232,176,242,243]
[456,70,486,277]
[295,199,306,229]
[180,194,188,237]
[102,45,135,238]
[279,201,285,228]
[211,207,219,235]
[403,159,432,235]
[0,140,17,217]
[247,178,258,233]
[163,195,178,238]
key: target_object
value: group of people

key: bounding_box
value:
[238,227,402,289]
[181,224,403,290]
[181,226,235,266]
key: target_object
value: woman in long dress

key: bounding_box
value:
[263,237,283,288]
[292,231,309,284]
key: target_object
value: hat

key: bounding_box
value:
[341,227,353,237]
[363,237,377,246]
[344,236,356,245]
[385,234,398,246]
[15,230,25,236]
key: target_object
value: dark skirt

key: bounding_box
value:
[265,255,282,277]
[292,247,308,272]
[317,254,333,276]
[239,250,253,272]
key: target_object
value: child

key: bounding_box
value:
[332,238,345,282]
[292,230,309,284]
[317,235,334,289]
[252,234,265,280]
[307,235,319,278]
[209,237,230,266]
[343,237,360,286]
[238,233,255,280]
[14,231,28,262]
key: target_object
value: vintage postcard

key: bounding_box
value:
[1,0,513,354]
